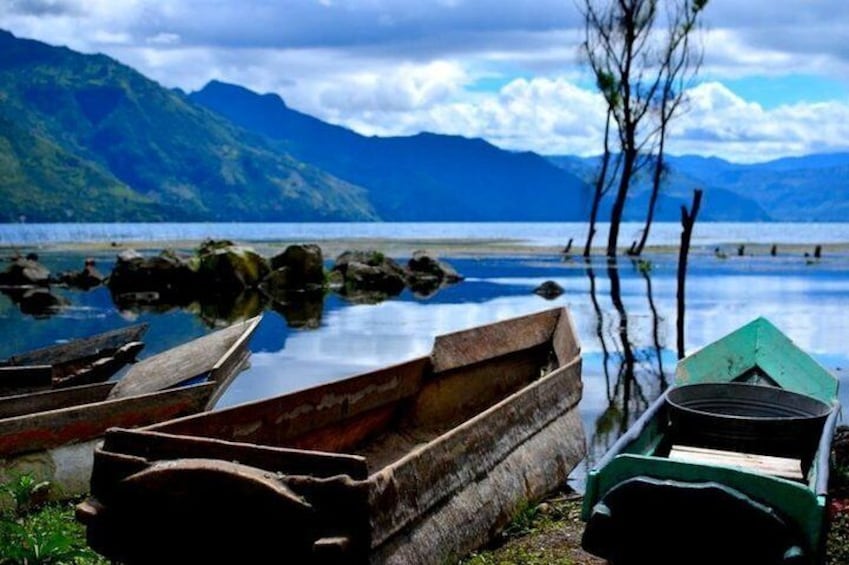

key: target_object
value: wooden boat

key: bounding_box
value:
[0,323,148,393]
[77,307,586,565]
[0,315,262,498]
[581,317,840,565]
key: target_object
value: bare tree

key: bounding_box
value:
[580,0,708,258]
[583,108,621,257]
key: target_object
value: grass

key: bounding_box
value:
[456,492,603,565]
[0,475,106,565]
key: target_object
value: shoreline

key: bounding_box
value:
[4,238,849,260]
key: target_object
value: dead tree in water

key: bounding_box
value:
[677,189,702,359]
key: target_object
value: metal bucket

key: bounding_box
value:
[666,383,833,461]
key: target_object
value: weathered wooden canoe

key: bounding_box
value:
[78,307,586,564]
[0,323,148,394]
[0,315,262,498]
[582,317,840,565]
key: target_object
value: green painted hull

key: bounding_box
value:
[582,318,840,564]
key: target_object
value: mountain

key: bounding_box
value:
[2,30,846,223]
[189,81,591,221]
[663,154,849,222]
[546,155,771,222]
[0,30,376,222]
[548,151,849,222]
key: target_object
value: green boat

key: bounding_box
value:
[582,317,840,564]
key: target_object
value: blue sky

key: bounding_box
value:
[1,0,848,162]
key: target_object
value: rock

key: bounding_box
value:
[408,250,463,283]
[268,244,325,289]
[0,254,50,286]
[343,261,406,296]
[325,270,344,291]
[59,258,104,290]
[332,250,406,298]
[534,280,564,299]
[406,251,463,296]
[108,248,196,299]
[196,244,270,293]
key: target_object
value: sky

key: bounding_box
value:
[1,0,848,163]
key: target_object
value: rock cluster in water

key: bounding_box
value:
[0,241,465,325]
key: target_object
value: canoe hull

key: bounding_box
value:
[581,317,840,564]
[0,323,148,394]
[0,316,261,499]
[79,307,586,564]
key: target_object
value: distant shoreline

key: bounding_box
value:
[5,238,848,262]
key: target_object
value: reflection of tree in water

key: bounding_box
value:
[585,258,671,468]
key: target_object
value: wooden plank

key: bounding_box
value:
[668,444,804,481]
[369,356,583,547]
[552,307,581,367]
[1,324,148,366]
[151,356,428,446]
[0,382,214,456]
[431,308,560,373]
[108,316,260,399]
[675,317,837,405]
[0,382,114,419]
[101,428,369,480]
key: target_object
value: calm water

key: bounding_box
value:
[2,222,849,490]
[4,221,849,247]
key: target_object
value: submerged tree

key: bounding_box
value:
[580,0,708,257]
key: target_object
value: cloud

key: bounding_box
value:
[1,0,848,162]
[669,82,849,161]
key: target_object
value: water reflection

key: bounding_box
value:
[583,259,669,470]
[2,251,849,489]
[1,287,69,318]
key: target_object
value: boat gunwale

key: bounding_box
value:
[367,352,583,548]
[0,381,216,456]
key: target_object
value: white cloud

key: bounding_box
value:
[1,0,849,161]
[668,82,849,161]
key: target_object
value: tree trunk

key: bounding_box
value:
[632,135,667,256]
[606,148,636,258]
[676,189,703,359]
[583,110,614,258]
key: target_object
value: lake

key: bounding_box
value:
[2,221,848,490]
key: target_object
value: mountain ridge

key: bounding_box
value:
[1,29,847,223]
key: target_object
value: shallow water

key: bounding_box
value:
[2,243,848,490]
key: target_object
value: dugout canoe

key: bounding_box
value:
[78,307,586,564]
[0,323,148,394]
[581,317,840,564]
[0,315,261,498]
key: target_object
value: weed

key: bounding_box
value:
[0,474,106,564]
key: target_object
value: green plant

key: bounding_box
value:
[502,501,544,539]
[1,474,50,515]
[0,474,106,564]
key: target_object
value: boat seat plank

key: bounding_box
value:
[668,444,804,481]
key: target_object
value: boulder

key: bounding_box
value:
[108,249,196,299]
[332,250,406,297]
[534,280,564,300]
[406,250,463,296]
[268,244,325,289]
[59,258,104,290]
[196,244,270,294]
[407,250,463,284]
[0,253,50,286]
